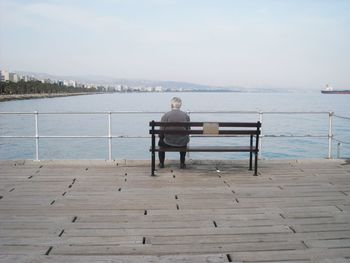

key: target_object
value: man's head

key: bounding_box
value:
[171,97,182,109]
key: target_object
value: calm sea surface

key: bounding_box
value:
[0,92,349,160]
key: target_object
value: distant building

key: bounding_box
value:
[97,85,105,92]
[86,84,98,90]
[76,83,85,88]
[41,78,53,84]
[20,75,37,82]
[10,73,19,82]
[114,85,122,92]
[0,70,10,82]
[1,70,21,82]
[63,80,76,87]
[107,86,115,92]
[120,85,129,92]
[155,86,163,92]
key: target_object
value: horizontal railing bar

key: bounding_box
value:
[38,136,108,138]
[263,135,328,138]
[334,115,350,121]
[262,111,330,115]
[0,134,330,139]
[0,111,166,115]
[0,135,266,139]
[0,111,333,115]
[0,111,259,114]
[0,136,36,138]
[37,111,166,115]
[187,111,259,114]
[0,112,36,115]
[334,138,350,145]
[0,136,148,138]
[0,136,108,138]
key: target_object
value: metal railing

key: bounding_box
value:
[0,111,349,160]
[333,114,350,158]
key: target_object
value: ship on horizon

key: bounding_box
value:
[321,84,350,94]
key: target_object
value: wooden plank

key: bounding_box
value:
[228,248,350,262]
[76,213,270,223]
[148,230,350,245]
[292,223,350,233]
[0,245,49,255]
[0,236,142,246]
[305,239,350,249]
[64,225,292,237]
[147,207,282,216]
[64,220,214,229]
[0,254,230,263]
[1,159,350,261]
[0,229,59,238]
[52,241,304,255]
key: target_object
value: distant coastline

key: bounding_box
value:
[0,91,241,102]
[1,70,306,94]
[0,92,95,102]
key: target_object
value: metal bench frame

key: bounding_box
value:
[149,121,261,176]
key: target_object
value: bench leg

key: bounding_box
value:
[249,151,253,170]
[151,151,155,176]
[249,135,253,170]
[151,132,156,176]
[254,151,258,176]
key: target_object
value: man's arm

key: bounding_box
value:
[186,114,190,130]
[159,113,166,139]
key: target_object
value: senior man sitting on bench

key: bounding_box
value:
[158,97,190,169]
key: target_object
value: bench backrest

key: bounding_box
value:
[149,121,261,136]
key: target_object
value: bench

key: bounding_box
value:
[149,121,261,176]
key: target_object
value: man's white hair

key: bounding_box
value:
[171,97,182,109]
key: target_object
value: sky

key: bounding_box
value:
[0,0,349,90]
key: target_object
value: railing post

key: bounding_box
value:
[328,111,334,159]
[186,110,191,159]
[34,111,39,161]
[258,111,263,159]
[108,111,112,161]
[151,120,156,176]
[337,142,341,159]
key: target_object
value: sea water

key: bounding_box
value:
[0,92,349,160]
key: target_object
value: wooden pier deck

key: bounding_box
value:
[0,159,350,263]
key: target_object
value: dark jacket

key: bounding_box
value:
[160,109,190,146]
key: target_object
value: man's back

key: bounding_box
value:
[161,109,190,146]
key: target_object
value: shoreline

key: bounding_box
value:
[0,92,98,102]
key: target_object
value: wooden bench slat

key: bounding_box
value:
[150,121,260,127]
[150,130,259,135]
[152,146,256,152]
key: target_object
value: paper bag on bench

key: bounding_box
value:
[203,122,219,135]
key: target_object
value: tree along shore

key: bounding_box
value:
[0,92,98,102]
[0,80,103,102]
